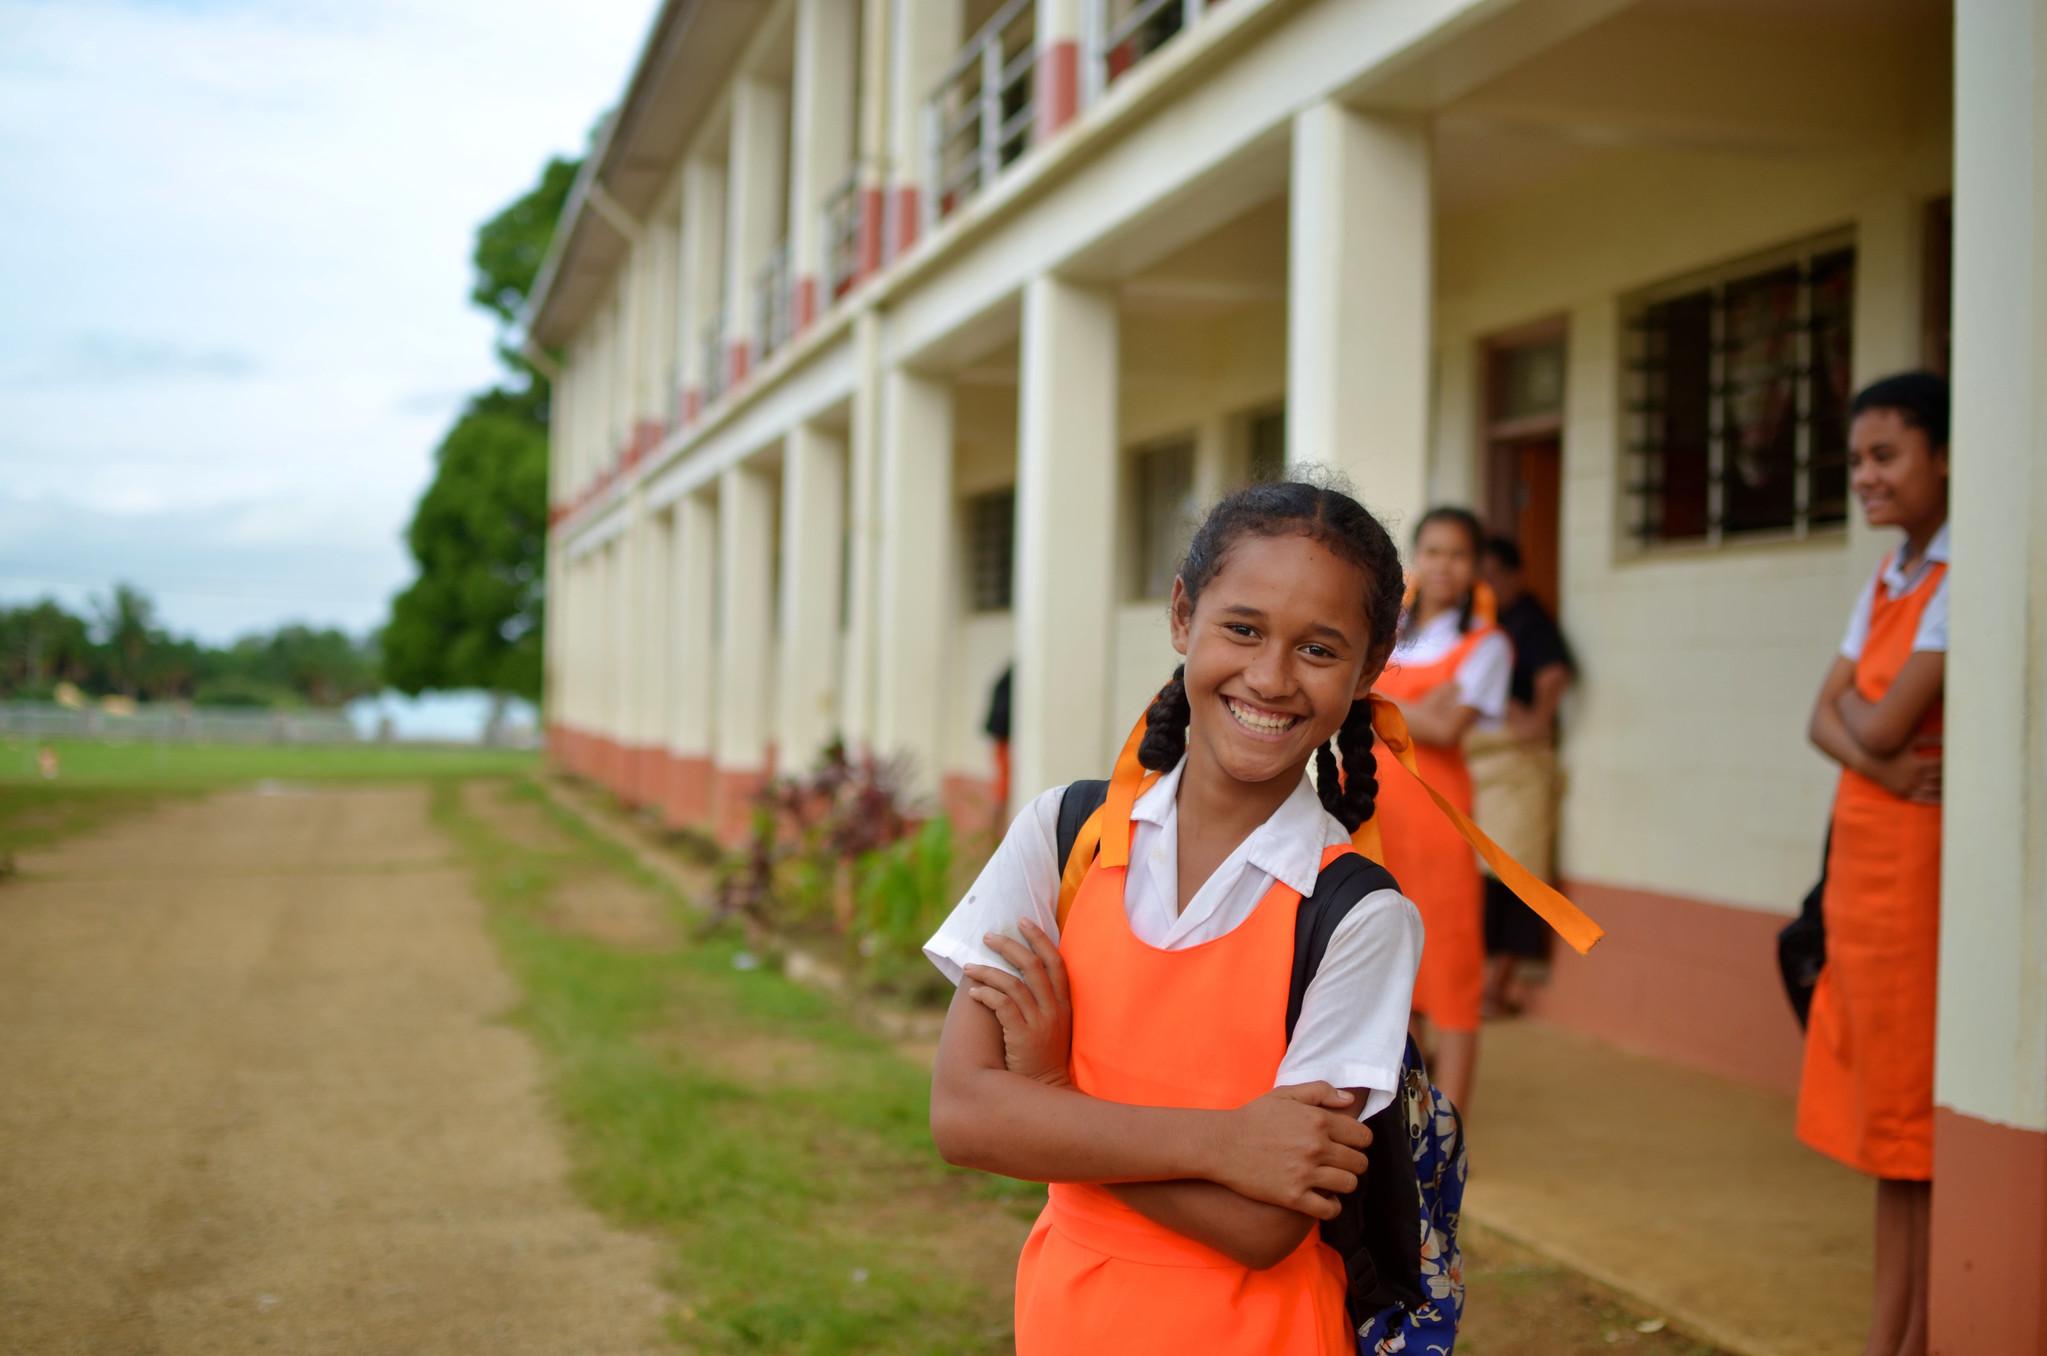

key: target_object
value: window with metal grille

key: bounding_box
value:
[1132,437,1197,599]
[966,488,1015,613]
[1624,235,1855,547]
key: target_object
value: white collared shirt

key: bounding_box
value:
[923,759,1424,1117]
[1390,610,1512,719]
[1840,522,1950,660]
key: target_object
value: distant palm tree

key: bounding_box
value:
[92,583,158,698]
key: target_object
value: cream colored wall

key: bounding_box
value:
[1432,131,1950,915]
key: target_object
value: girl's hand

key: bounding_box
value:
[1208,1084,1372,1220]
[1868,739,1942,803]
[962,920,1073,1087]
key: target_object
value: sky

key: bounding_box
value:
[0,0,655,644]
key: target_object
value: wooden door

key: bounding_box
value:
[1486,436,1562,616]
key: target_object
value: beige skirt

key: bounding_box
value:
[1464,730,1560,880]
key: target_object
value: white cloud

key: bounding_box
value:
[0,0,652,642]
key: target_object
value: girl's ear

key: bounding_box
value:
[1353,650,1389,703]
[1168,577,1194,657]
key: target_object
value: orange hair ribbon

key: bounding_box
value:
[1059,697,1604,956]
[1358,694,1603,955]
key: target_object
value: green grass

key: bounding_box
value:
[0,737,535,787]
[0,737,536,861]
[435,778,1033,1354]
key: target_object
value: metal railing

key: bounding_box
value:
[754,240,793,363]
[923,0,1038,231]
[0,700,360,746]
[1090,0,1204,96]
[821,171,862,300]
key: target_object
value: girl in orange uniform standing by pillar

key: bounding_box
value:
[1800,371,1949,1356]
[1373,506,1510,1116]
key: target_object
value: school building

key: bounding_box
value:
[525,1,2045,1345]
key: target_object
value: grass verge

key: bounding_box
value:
[0,738,536,860]
[435,777,1035,1354]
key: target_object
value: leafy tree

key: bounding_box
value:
[382,149,582,710]
[382,389,548,703]
[91,583,160,698]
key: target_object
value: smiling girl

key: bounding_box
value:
[924,480,1423,1354]
[1799,371,1949,1356]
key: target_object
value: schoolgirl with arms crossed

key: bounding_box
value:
[925,481,1425,1355]
[1799,371,1950,1356]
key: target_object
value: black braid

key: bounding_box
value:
[1334,696,1379,830]
[1139,665,1191,772]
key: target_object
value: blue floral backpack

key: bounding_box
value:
[1055,782,1468,1353]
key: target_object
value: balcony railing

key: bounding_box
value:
[755,240,793,363]
[924,0,1037,231]
[821,171,862,300]
[1090,0,1204,95]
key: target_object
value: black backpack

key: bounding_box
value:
[1054,780,1438,1328]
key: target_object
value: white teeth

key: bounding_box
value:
[1227,698,1296,734]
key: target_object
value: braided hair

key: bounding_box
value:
[1399,505,1485,640]
[1138,477,1404,833]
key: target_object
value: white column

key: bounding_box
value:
[726,78,789,378]
[873,365,954,795]
[778,422,849,769]
[840,313,884,748]
[607,535,632,746]
[1849,192,1930,568]
[1014,274,1119,802]
[634,500,673,753]
[790,0,858,327]
[1034,0,1083,138]
[678,159,726,417]
[855,0,892,280]
[1287,102,1431,533]
[1939,0,2047,1135]
[669,492,718,762]
[645,201,680,426]
[716,463,777,771]
[888,0,960,255]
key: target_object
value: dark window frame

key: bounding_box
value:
[1623,231,1856,550]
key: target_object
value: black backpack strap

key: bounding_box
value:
[1055,779,1110,875]
[1285,851,1399,1040]
[1286,850,1425,1325]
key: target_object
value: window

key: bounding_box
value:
[966,489,1015,612]
[1246,407,1286,485]
[1132,437,1197,599]
[1625,235,1854,547]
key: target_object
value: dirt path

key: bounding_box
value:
[0,783,671,1356]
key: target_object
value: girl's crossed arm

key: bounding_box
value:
[951,924,1368,1269]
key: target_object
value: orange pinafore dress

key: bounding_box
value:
[1012,839,1356,1355]
[1796,557,1946,1180]
[1372,627,1496,1034]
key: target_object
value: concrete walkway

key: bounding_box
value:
[1467,1020,1873,1356]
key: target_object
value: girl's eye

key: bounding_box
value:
[1301,644,1335,660]
[1224,623,1258,639]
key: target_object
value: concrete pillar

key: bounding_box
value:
[644,202,681,429]
[666,492,718,824]
[631,500,672,804]
[725,79,788,387]
[873,365,954,797]
[1850,192,1930,568]
[790,0,858,331]
[608,534,633,793]
[840,312,884,748]
[1287,102,1431,534]
[1930,5,2047,1351]
[855,0,892,281]
[887,0,960,258]
[1014,274,1118,802]
[1034,0,1082,140]
[677,159,726,423]
[715,463,777,836]
[778,422,848,771]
